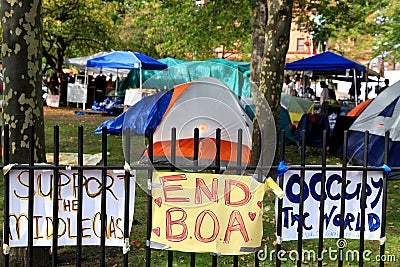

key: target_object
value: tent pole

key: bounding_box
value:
[365,63,369,100]
[353,68,358,106]
[140,65,143,90]
[83,67,88,110]
[116,69,119,93]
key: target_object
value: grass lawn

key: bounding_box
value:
[2,106,399,266]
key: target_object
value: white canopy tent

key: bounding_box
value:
[63,51,167,109]
[63,52,131,75]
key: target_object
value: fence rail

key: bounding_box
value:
[1,125,392,267]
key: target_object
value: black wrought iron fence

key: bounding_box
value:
[1,125,391,267]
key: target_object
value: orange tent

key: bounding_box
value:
[346,99,374,117]
[141,77,253,166]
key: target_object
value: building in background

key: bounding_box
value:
[286,21,315,63]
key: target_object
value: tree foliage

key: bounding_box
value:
[290,0,399,63]
[38,0,399,72]
[370,0,400,63]
[118,0,252,60]
[292,0,379,53]
[42,0,125,72]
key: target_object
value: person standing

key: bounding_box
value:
[320,81,330,113]
[94,72,107,103]
[328,82,337,103]
[282,75,295,95]
[348,80,361,101]
[48,70,60,95]
[377,79,389,95]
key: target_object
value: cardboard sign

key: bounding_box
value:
[150,172,267,255]
[9,169,135,247]
[277,169,383,241]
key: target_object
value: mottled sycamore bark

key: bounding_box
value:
[1,0,48,265]
[1,0,46,162]
[250,1,266,88]
[251,0,293,165]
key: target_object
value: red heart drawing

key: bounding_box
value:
[248,212,256,221]
[152,227,160,237]
[257,201,262,208]
[154,197,162,207]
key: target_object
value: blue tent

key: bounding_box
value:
[285,51,366,76]
[86,51,167,90]
[86,51,167,70]
[285,51,373,102]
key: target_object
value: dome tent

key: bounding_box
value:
[139,77,253,166]
[348,81,400,167]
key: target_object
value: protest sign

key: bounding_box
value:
[9,169,135,247]
[150,172,267,255]
[67,83,87,104]
[277,169,383,241]
[45,94,60,107]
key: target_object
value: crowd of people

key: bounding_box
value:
[43,69,124,107]
[45,69,73,107]
[281,74,337,102]
[281,73,391,116]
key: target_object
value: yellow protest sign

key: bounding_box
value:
[150,172,267,255]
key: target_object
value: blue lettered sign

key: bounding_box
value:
[277,169,383,241]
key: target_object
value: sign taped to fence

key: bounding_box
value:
[9,169,136,247]
[277,169,383,241]
[150,172,267,255]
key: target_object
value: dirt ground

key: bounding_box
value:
[43,106,117,123]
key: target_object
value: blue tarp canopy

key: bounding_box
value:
[285,51,366,76]
[86,51,167,70]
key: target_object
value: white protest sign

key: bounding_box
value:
[67,83,87,104]
[9,169,135,247]
[277,169,383,241]
[124,89,142,106]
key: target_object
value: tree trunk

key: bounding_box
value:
[250,1,266,88]
[250,1,266,165]
[1,0,48,266]
[260,0,293,121]
[251,0,294,167]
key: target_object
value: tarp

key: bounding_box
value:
[124,91,172,136]
[348,81,400,167]
[295,113,330,147]
[94,91,172,135]
[117,58,251,98]
[94,111,125,135]
[285,51,367,76]
[86,51,167,70]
